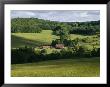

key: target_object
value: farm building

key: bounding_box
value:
[42,45,51,49]
[55,44,64,49]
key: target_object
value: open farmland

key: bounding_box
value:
[11,30,58,48]
[11,57,100,77]
[11,30,99,50]
[11,17,100,77]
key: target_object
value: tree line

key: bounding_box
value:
[11,18,100,35]
[11,46,100,64]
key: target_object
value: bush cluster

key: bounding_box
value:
[11,46,100,64]
[51,38,79,47]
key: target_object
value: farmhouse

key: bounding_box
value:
[55,44,64,49]
[42,45,51,49]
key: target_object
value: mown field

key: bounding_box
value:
[11,57,100,77]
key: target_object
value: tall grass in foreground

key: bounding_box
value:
[11,57,100,77]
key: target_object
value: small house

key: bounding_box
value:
[55,44,64,49]
[42,45,51,49]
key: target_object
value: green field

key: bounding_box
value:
[11,30,100,77]
[11,30,99,49]
[11,30,57,48]
[11,57,100,77]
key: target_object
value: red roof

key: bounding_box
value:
[55,44,64,49]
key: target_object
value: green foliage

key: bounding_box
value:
[11,17,100,64]
[11,58,100,77]
[11,18,100,35]
[11,46,36,64]
[63,39,76,47]
[51,39,77,47]
[53,24,70,43]
[11,18,57,33]
[51,40,58,47]
[91,47,100,57]
[41,49,47,55]
[11,18,42,33]
[11,32,99,49]
[50,50,61,59]
[11,45,100,64]
[69,21,100,35]
[11,18,100,77]
[75,45,86,56]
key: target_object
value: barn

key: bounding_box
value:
[55,44,64,49]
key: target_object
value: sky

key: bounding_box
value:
[11,10,100,22]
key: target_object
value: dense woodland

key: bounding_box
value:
[11,18,100,35]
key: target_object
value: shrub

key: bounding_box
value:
[83,50,92,57]
[74,45,87,57]
[91,47,100,57]
[11,47,36,64]
[41,49,47,55]
[51,50,61,59]
[11,46,100,64]
[63,39,76,47]
[51,39,61,47]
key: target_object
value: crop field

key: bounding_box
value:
[11,57,100,77]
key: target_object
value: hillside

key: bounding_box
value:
[11,30,99,49]
[11,57,100,77]
[11,18,100,35]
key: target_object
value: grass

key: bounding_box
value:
[11,30,100,77]
[11,30,99,49]
[11,30,58,48]
[11,57,100,77]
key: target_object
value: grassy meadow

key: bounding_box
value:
[11,57,100,77]
[11,30,56,48]
[11,30,99,49]
[11,30,100,77]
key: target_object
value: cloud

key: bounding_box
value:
[11,10,100,22]
[11,11,36,18]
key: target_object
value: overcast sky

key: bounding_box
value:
[11,10,100,22]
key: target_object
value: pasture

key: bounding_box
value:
[11,30,100,77]
[11,30,99,50]
[11,57,100,77]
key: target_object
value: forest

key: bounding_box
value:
[11,18,100,35]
